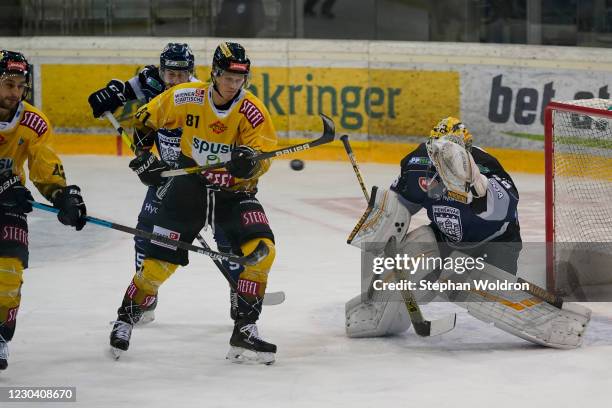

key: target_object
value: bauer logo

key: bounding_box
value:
[174,88,205,105]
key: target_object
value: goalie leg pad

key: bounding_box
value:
[345,292,411,338]
[439,251,591,349]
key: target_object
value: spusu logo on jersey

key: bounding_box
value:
[192,137,233,165]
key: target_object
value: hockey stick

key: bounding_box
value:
[196,234,285,306]
[160,113,336,177]
[340,137,456,337]
[103,111,285,305]
[31,201,267,266]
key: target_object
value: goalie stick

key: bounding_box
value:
[341,135,456,337]
[160,113,336,177]
[385,237,456,337]
[102,111,285,305]
[340,135,370,201]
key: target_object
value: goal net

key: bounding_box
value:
[545,98,612,298]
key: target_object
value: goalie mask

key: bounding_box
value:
[425,117,486,204]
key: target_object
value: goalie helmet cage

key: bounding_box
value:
[544,98,612,294]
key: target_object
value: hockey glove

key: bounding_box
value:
[88,79,128,118]
[226,145,259,179]
[129,151,169,187]
[0,172,33,214]
[51,185,87,230]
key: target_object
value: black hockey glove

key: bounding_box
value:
[88,79,128,118]
[0,172,33,214]
[129,151,169,187]
[51,185,87,230]
[226,145,259,179]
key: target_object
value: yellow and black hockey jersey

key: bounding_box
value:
[0,101,66,200]
[133,81,277,191]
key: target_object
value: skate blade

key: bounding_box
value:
[226,346,275,365]
[109,347,124,360]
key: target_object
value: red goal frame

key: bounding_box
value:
[544,101,612,292]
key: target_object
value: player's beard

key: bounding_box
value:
[0,96,19,112]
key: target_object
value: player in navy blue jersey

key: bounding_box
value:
[88,44,207,325]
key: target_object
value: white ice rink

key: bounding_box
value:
[2,156,611,407]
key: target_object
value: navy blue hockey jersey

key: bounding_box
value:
[391,143,521,245]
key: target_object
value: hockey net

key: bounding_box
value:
[545,98,612,297]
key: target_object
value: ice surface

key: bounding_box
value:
[3,157,610,407]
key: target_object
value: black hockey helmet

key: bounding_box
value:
[160,43,195,73]
[212,42,250,77]
[0,50,32,100]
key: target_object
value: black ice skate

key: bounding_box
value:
[0,336,8,370]
[227,320,276,365]
[109,320,133,360]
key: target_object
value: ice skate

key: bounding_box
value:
[109,320,133,360]
[226,321,276,365]
[0,336,8,371]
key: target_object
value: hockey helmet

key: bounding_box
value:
[211,42,250,81]
[160,43,195,73]
[0,50,32,100]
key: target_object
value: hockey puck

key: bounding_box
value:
[290,159,304,171]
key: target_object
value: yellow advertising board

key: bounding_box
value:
[39,63,547,173]
[41,64,459,136]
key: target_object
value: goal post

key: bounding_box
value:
[544,98,612,295]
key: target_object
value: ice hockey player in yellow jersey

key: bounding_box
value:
[0,50,87,371]
[109,42,279,364]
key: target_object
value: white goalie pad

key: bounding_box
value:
[345,226,440,338]
[347,186,412,251]
[439,251,591,349]
[345,290,411,338]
